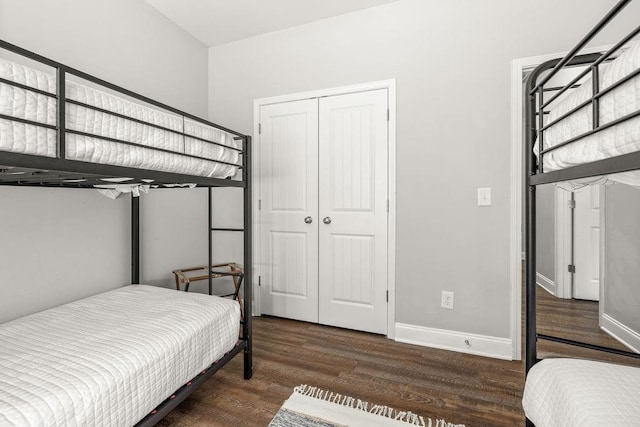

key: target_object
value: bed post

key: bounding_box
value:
[243,135,253,380]
[132,194,140,284]
[208,187,213,296]
[56,67,66,159]
[524,72,538,374]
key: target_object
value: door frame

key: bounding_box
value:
[252,79,397,338]
[554,189,573,299]
[533,185,573,299]
[511,46,609,360]
[569,185,605,301]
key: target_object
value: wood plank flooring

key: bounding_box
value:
[158,285,636,427]
[158,316,524,427]
[536,288,640,366]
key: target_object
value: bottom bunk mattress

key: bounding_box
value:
[0,285,240,426]
[522,358,640,426]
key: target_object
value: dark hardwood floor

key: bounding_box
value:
[158,316,524,427]
[158,285,636,427]
[536,288,640,367]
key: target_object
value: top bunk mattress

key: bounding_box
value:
[0,57,241,179]
[539,42,640,187]
[0,285,240,426]
[522,358,640,427]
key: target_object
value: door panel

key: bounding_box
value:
[259,99,319,322]
[574,185,601,301]
[271,231,308,296]
[330,234,375,305]
[318,89,388,334]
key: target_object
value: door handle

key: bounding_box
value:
[304,216,313,224]
[323,217,332,225]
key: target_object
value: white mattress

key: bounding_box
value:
[0,285,240,426]
[541,42,640,187]
[522,358,640,427]
[0,57,241,179]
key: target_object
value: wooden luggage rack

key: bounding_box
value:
[172,263,245,317]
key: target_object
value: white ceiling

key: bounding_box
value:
[145,0,399,47]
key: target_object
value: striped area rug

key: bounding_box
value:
[269,385,466,427]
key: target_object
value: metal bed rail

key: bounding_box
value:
[525,0,640,374]
[528,0,640,181]
[0,38,253,426]
[0,39,245,178]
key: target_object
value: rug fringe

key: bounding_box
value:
[293,385,465,427]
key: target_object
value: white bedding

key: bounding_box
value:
[0,285,240,426]
[522,358,640,427]
[0,57,241,179]
[541,42,640,187]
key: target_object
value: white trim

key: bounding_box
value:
[254,80,396,107]
[601,313,640,353]
[554,189,573,299]
[599,187,606,325]
[395,323,513,360]
[536,272,555,295]
[252,101,262,316]
[386,81,397,339]
[252,79,397,338]
[510,44,611,361]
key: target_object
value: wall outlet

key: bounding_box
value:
[477,187,491,206]
[441,291,454,310]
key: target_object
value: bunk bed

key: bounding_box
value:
[0,39,252,426]
[522,1,640,426]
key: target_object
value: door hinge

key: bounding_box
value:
[258,199,262,210]
[568,264,575,273]
[258,275,262,286]
[258,123,262,134]
[568,199,576,209]
[386,290,389,302]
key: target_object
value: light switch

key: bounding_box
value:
[478,187,491,206]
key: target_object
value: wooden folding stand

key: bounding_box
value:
[172,263,245,318]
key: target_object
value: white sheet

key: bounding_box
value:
[0,57,241,179]
[522,358,640,427]
[0,285,240,426]
[540,42,640,187]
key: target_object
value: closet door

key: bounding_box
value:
[259,99,319,323]
[573,185,602,301]
[318,89,389,334]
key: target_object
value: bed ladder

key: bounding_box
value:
[207,135,253,381]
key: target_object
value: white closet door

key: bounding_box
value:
[318,89,388,334]
[259,99,319,322]
[574,185,601,301]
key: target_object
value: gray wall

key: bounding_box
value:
[536,185,556,281]
[207,0,639,339]
[604,185,640,333]
[0,0,210,322]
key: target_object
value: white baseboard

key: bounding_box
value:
[395,323,513,360]
[536,272,555,295]
[601,313,640,353]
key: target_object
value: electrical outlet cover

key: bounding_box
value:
[441,291,454,310]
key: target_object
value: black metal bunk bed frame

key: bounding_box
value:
[0,39,252,426]
[525,0,640,424]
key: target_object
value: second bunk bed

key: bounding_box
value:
[0,39,252,426]
[522,0,640,426]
